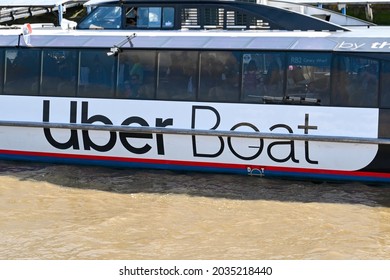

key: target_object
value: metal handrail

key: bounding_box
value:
[0,119,388,145]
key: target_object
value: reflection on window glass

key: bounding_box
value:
[42,50,77,96]
[381,61,390,108]
[78,6,122,29]
[241,52,284,102]
[79,51,116,98]
[4,49,40,95]
[0,50,3,94]
[157,51,198,100]
[199,51,240,102]
[0,46,385,108]
[137,7,149,28]
[137,7,162,28]
[287,52,331,105]
[332,55,378,107]
[149,7,162,27]
[117,50,156,99]
[162,7,174,28]
[125,6,174,29]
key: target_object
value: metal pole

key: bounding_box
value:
[0,120,388,145]
[58,4,63,26]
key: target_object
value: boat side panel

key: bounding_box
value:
[0,95,384,182]
[361,109,390,173]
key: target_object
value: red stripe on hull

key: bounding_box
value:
[0,149,389,180]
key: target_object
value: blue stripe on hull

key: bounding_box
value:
[0,153,248,175]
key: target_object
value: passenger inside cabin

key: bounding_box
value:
[43,51,78,97]
[203,59,223,98]
[78,51,115,98]
[129,55,144,83]
[306,75,330,99]
[198,51,240,101]
[209,73,239,102]
[4,49,40,95]
[331,56,349,106]
[285,53,331,104]
[199,53,217,98]
[137,82,155,99]
[287,65,309,95]
[381,62,390,107]
[209,60,239,102]
[126,7,137,27]
[358,64,378,92]
[240,52,285,102]
[243,60,261,97]
[122,74,141,98]
[157,51,197,100]
[264,55,282,94]
[354,63,378,106]
[182,63,196,97]
[119,50,158,99]
[290,66,306,84]
[117,55,130,86]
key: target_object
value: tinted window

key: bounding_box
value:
[4,49,40,96]
[199,51,240,102]
[241,52,284,102]
[137,7,162,28]
[78,6,122,29]
[287,52,331,105]
[125,6,174,29]
[79,50,116,98]
[332,55,378,107]
[380,60,390,108]
[162,7,175,28]
[157,51,198,100]
[117,50,157,99]
[125,7,138,27]
[0,50,3,94]
[42,50,77,97]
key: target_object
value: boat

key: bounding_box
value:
[1,0,390,184]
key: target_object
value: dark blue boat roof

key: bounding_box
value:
[79,0,349,31]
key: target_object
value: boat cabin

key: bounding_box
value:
[77,0,348,31]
